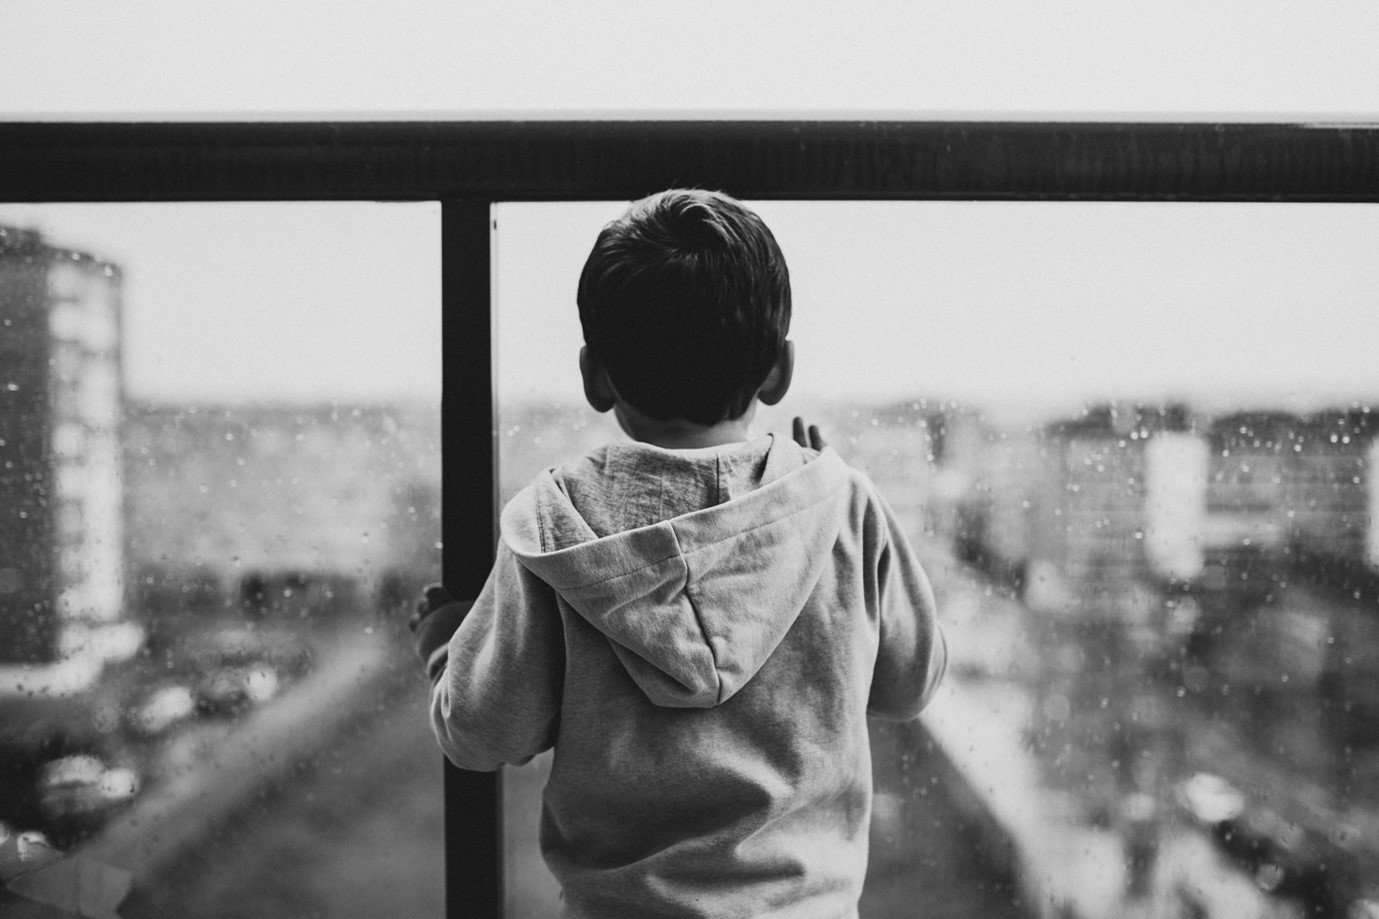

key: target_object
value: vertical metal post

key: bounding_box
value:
[440,199,502,919]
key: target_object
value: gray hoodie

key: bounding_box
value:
[431,434,945,919]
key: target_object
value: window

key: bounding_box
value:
[0,202,443,918]
[2,122,1376,918]
[494,198,1379,917]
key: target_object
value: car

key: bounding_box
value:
[1176,772,1246,826]
[194,663,280,717]
[126,684,196,737]
[36,754,139,823]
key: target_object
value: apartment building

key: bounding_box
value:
[0,226,133,684]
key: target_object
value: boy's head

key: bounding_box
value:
[577,189,792,427]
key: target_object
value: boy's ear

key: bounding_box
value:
[756,340,794,407]
[579,346,617,413]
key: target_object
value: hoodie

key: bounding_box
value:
[430,434,945,919]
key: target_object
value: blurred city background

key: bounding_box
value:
[1,201,1377,918]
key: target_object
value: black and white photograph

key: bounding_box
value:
[2,5,1378,918]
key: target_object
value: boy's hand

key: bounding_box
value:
[791,416,827,451]
[410,584,473,682]
[409,584,455,630]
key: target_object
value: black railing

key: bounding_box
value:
[2,121,1377,202]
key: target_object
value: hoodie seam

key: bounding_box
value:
[529,541,684,591]
[668,525,722,704]
[534,488,551,553]
[673,478,848,559]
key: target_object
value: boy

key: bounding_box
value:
[412,189,945,919]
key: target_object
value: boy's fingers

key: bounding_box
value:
[410,583,454,632]
[423,584,453,607]
[791,417,828,451]
[412,598,475,675]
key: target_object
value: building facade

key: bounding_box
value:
[0,225,130,682]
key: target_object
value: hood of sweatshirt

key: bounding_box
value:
[499,436,851,709]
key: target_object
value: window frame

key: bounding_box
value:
[2,119,1376,919]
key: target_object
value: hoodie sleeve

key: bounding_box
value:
[429,540,565,771]
[863,486,947,721]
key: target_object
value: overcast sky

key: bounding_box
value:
[3,4,1378,418]
[0,202,444,405]
[2,199,1377,421]
[499,201,1379,416]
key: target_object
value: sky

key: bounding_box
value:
[0,203,443,405]
[4,199,1375,419]
[3,4,1379,418]
[497,201,1379,416]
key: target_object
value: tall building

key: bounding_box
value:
[1025,403,1205,617]
[1202,411,1297,559]
[0,226,133,690]
[1279,409,1379,567]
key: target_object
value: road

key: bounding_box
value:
[115,675,1025,918]
[120,682,446,919]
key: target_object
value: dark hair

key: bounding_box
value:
[576,189,791,425]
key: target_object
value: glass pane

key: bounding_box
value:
[0,203,442,918]
[494,203,622,919]
[496,200,1379,918]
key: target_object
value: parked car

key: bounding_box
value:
[194,663,280,717]
[36,754,139,823]
[126,684,196,737]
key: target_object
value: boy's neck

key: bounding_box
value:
[614,401,755,450]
